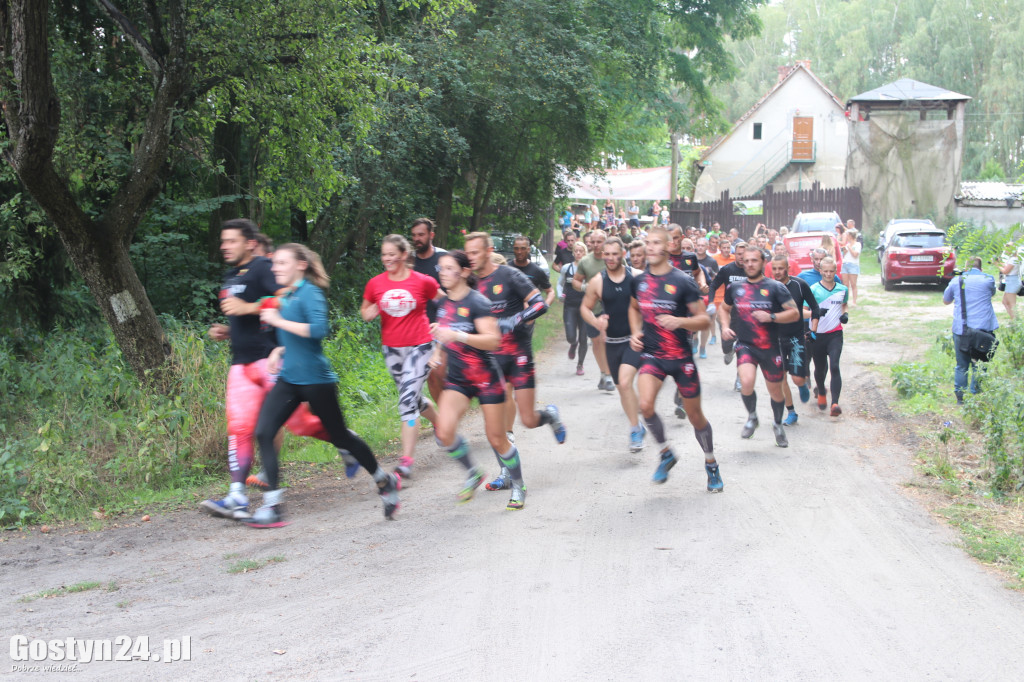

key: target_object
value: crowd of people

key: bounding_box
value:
[201,212,854,527]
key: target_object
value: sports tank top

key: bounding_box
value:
[601,269,634,339]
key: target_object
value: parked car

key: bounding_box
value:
[876,218,937,263]
[782,211,843,273]
[491,233,550,277]
[879,226,955,290]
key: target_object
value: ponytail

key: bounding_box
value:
[277,243,330,290]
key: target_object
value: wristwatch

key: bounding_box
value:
[770,313,776,322]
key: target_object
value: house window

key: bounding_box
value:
[753,123,762,140]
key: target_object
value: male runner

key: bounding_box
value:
[628,227,722,491]
[553,229,577,273]
[629,240,647,271]
[709,241,749,391]
[510,235,556,306]
[580,237,646,452]
[464,232,566,494]
[411,218,448,403]
[202,219,333,519]
[718,248,800,447]
[695,237,720,357]
[573,228,615,391]
[771,254,820,425]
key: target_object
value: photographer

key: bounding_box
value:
[942,257,998,404]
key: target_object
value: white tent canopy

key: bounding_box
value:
[561,166,672,201]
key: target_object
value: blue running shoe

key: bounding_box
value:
[699,349,707,359]
[485,467,511,491]
[709,335,717,346]
[798,384,810,403]
[545,405,566,444]
[783,411,798,426]
[652,449,677,484]
[705,463,724,493]
[200,493,250,520]
[629,424,646,452]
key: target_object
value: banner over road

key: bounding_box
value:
[562,166,672,200]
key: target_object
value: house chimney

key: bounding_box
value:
[796,59,812,71]
[777,65,791,83]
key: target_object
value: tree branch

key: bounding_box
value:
[93,0,161,78]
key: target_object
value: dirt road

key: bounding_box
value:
[4,277,1024,680]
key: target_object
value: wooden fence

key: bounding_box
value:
[696,183,862,240]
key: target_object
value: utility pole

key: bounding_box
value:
[669,131,681,202]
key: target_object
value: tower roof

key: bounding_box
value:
[847,78,970,105]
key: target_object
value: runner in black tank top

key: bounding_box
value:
[581,238,647,453]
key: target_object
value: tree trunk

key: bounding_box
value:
[59,216,170,381]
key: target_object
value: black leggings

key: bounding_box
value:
[255,380,379,489]
[563,304,588,364]
[812,330,844,404]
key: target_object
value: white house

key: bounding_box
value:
[693,62,849,202]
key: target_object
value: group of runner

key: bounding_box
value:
[202,216,848,526]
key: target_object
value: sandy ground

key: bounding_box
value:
[3,276,1024,680]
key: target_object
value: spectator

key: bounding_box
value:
[627,200,640,227]
[840,228,862,306]
[943,257,998,404]
[997,242,1021,320]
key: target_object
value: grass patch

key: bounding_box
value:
[939,505,1024,588]
[19,580,104,602]
[226,556,287,574]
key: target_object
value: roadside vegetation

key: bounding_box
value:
[875,223,1024,588]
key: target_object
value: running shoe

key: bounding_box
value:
[740,416,759,439]
[629,423,646,452]
[242,504,287,528]
[246,471,270,490]
[699,348,707,359]
[601,375,616,392]
[377,472,401,520]
[734,377,742,392]
[830,404,842,417]
[798,384,810,403]
[506,483,526,511]
[705,463,724,493]
[576,365,585,376]
[394,455,414,479]
[709,335,717,346]
[815,388,827,411]
[486,466,511,491]
[340,449,361,478]
[783,411,798,426]
[201,494,251,520]
[723,349,735,365]
[773,423,789,448]
[568,344,577,360]
[652,449,677,484]
[544,405,567,444]
[458,469,484,504]
[506,431,516,445]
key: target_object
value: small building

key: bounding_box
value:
[846,79,970,231]
[955,181,1024,231]
[693,61,849,203]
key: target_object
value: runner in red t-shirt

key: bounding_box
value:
[362,234,443,478]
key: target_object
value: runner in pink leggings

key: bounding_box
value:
[201,219,336,521]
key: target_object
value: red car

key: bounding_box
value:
[879,227,955,290]
[782,211,844,273]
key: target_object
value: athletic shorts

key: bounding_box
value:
[494,352,536,390]
[779,335,810,379]
[444,367,506,405]
[584,320,601,339]
[639,355,701,399]
[735,341,785,383]
[606,340,641,383]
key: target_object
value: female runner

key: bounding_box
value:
[428,250,528,510]
[251,243,400,526]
